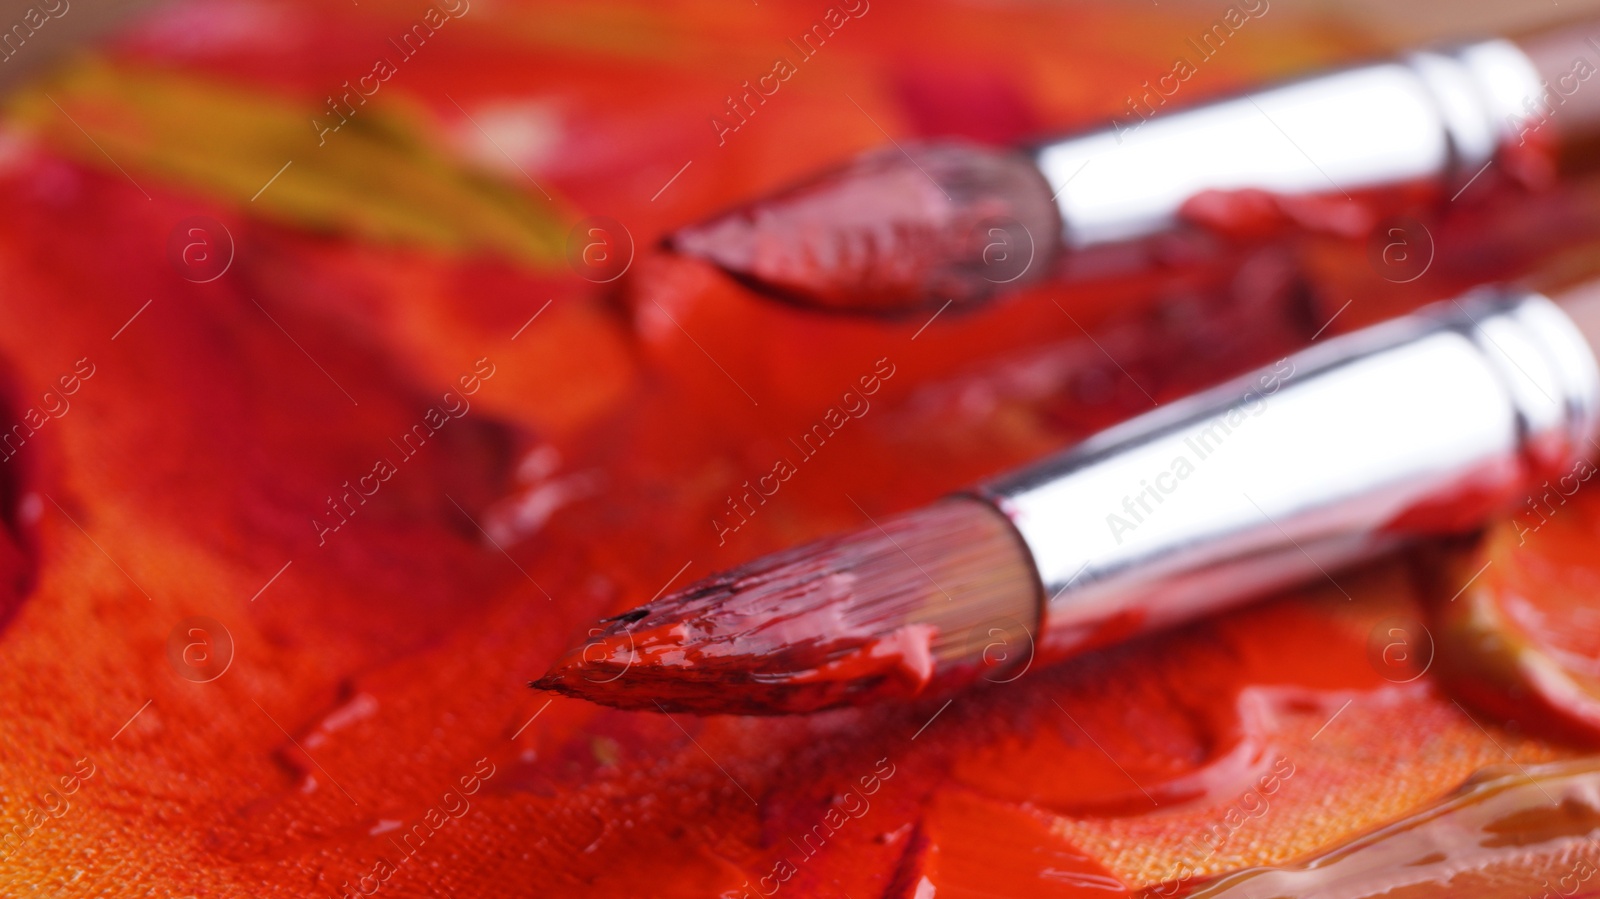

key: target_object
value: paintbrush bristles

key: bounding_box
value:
[532,498,1040,714]
[667,141,1060,314]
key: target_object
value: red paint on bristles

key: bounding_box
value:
[532,498,1040,715]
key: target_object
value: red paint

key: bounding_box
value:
[1177,185,1437,242]
[668,142,1060,314]
[9,2,1600,897]
[670,69,1563,319]
[1428,464,1600,746]
[1182,758,1600,898]
[534,502,993,715]
[886,789,1129,897]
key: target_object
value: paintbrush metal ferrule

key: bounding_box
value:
[537,287,1600,715]
[978,288,1600,663]
[668,28,1583,312]
[1035,39,1542,250]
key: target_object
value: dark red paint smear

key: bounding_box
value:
[9,3,1600,898]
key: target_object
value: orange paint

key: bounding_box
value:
[3,2,1600,897]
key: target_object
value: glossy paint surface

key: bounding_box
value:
[5,1,1600,896]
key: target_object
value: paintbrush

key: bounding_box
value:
[668,18,1600,313]
[534,279,1600,714]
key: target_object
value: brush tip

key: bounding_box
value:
[533,499,1041,715]
[666,141,1060,315]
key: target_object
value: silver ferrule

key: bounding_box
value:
[975,290,1600,660]
[1034,39,1544,250]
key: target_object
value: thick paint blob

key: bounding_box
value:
[3,2,1600,898]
